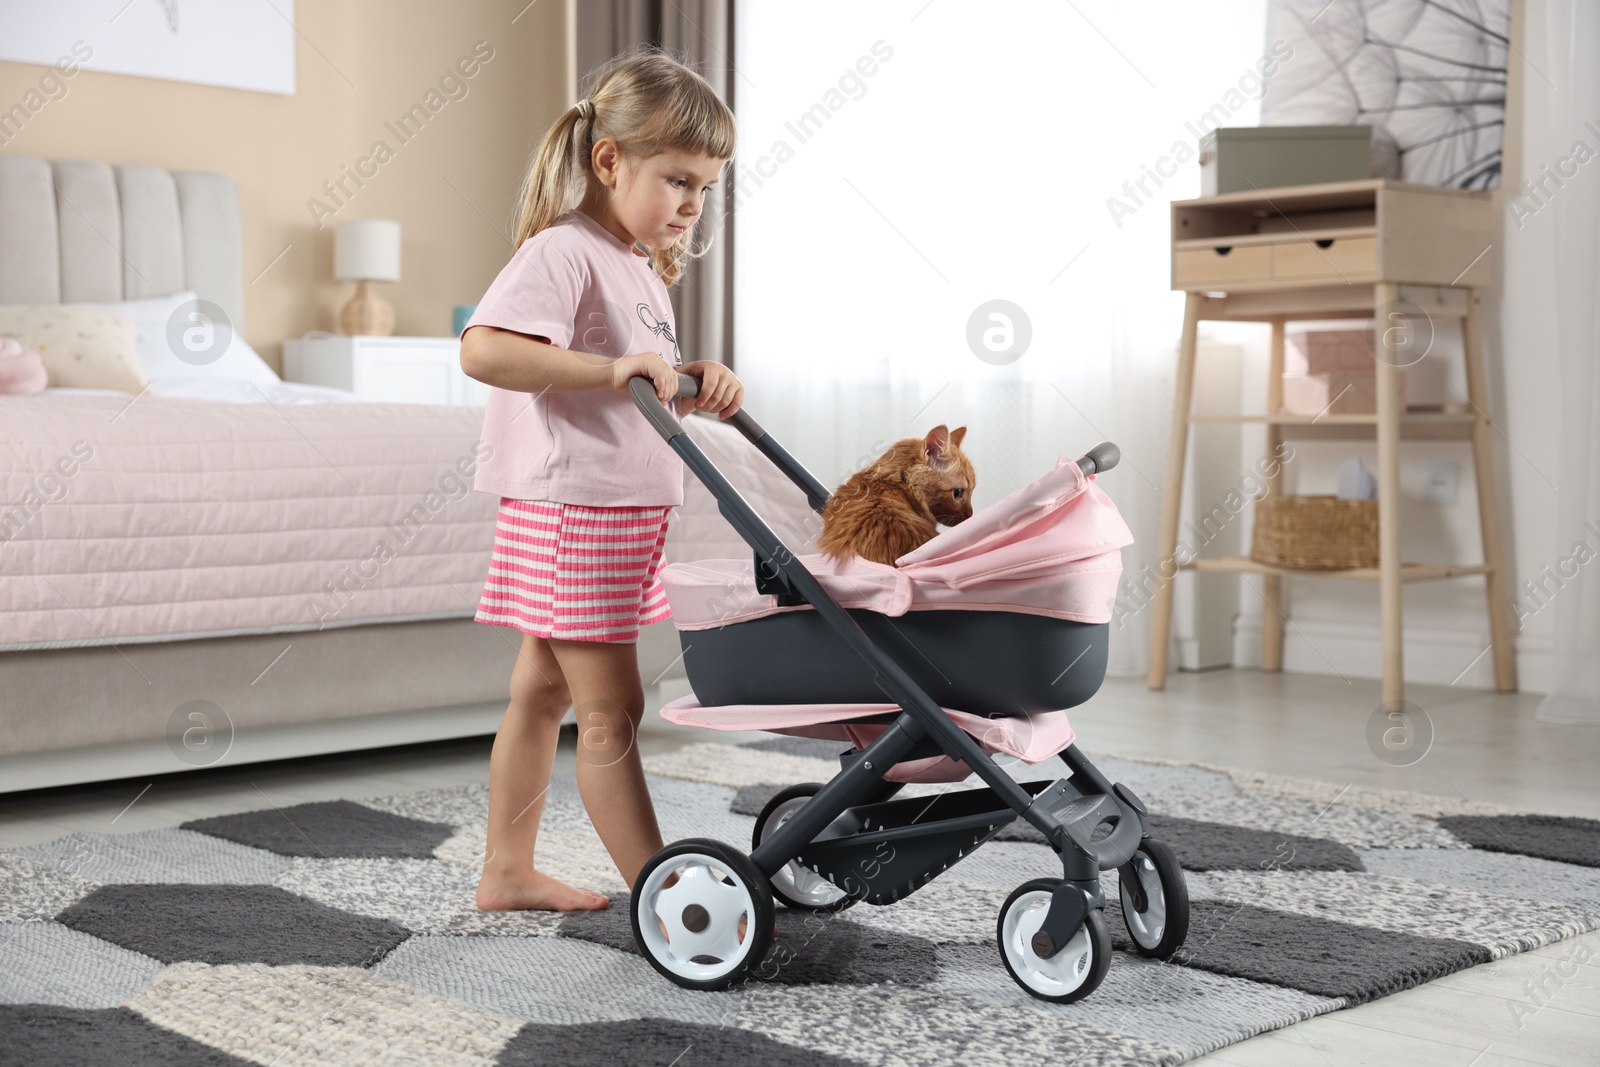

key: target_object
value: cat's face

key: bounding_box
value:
[914,424,975,526]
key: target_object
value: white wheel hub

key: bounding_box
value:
[1120,853,1167,949]
[763,798,847,907]
[1000,889,1094,997]
[635,853,757,982]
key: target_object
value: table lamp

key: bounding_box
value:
[335,219,400,335]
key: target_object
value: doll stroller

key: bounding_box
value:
[625,374,1189,1003]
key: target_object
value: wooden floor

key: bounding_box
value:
[2,668,1596,1066]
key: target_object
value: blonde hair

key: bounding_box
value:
[512,46,736,288]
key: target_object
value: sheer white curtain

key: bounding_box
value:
[731,0,1266,674]
[1534,0,1600,723]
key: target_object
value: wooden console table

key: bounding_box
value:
[1147,178,1517,705]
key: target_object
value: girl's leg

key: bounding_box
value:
[475,633,609,911]
[547,636,770,940]
[544,636,664,888]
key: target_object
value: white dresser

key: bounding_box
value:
[282,335,490,406]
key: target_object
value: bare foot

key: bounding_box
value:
[476,867,609,911]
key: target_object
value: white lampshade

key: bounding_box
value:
[334,219,401,282]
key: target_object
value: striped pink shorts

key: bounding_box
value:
[474,497,674,643]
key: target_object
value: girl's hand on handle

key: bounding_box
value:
[610,353,678,404]
[680,360,745,420]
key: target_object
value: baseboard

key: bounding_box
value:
[1231,615,1551,692]
[1176,637,1237,672]
[1,678,708,795]
[0,700,508,795]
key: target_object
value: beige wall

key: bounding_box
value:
[0,0,575,371]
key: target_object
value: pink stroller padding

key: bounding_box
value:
[660,694,1077,784]
[660,455,1133,631]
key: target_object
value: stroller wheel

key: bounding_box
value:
[752,783,856,912]
[1117,838,1189,959]
[630,838,775,991]
[996,880,1111,1003]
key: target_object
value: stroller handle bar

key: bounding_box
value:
[630,373,833,512]
[629,373,1119,497]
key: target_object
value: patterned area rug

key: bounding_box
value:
[4,738,1599,1067]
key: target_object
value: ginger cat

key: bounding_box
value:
[816,425,975,567]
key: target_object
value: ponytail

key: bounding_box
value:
[509,45,737,287]
[511,100,590,251]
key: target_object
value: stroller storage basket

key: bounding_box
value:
[682,608,1109,716]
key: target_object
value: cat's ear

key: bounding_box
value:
[949,426,967,448]
[923,424,950,461]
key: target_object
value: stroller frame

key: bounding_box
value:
[628,375,1187,1002]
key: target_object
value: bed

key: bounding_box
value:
[0,154,815,793]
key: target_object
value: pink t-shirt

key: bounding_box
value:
[466,209,685,506]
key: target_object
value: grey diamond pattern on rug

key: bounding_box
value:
[180,799,455,859]
[56,883,411,967]
[3,744,1597,1067]
[496,1017,866,1066]
[0,1003,255,1066]
[731,782,789,816]
[1145,814,1364,872]
[1111,898,1492,1003]
[1435,812,1600,868]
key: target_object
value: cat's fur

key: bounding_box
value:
[816,425,975,567]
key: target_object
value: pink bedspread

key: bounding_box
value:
[1,394,504,650]
[1,395,829,651]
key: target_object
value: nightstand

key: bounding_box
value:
[282,334,489,405]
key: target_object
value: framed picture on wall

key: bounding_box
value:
[0,0,296,96]
[1261,0,1510,189]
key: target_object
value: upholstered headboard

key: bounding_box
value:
[0,155,244,333]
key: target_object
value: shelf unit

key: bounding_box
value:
[1148,179,1516,705]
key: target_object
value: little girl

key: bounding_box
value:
[460,48,742,912]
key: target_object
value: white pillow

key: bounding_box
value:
[64,291,279,384]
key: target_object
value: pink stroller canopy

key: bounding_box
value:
[660,455,1134,631]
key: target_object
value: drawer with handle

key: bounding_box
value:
[1272,235,1378,280]
[1173,243,1272,288]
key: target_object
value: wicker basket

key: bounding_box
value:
[1250,495,1379,570]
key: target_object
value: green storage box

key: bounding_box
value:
[1199,126,1372,196]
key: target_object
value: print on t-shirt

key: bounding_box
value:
[636,303,681,367]
[579,298,681,368]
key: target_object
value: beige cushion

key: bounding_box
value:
[0,304,148,392]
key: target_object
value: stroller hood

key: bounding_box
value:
[896,454,1133,586]
[660,454,1134,630]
